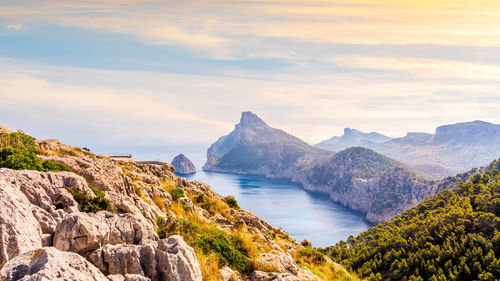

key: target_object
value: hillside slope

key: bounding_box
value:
[204,112,439,223]
[324,159,500,281]
[0,126,358,281]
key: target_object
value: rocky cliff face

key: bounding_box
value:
[0,127,341,281]
[204,112,448,224]
[171,154,196,174]
[317,120,500,178]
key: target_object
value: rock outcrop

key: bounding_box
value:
[0,179,42,267]
[203,112,436,223]
[0,247,109,281]
[54,212,158,255]
[0,128,328,281]
[171,154,196,174]
[89,236,202,281]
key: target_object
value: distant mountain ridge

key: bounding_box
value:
[203,112,447,223]
[316,120,500,178]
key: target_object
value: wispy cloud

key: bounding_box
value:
[5,23,22,31]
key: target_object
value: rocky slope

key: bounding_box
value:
[0,127,355,281]
[317,120,500,178]
[203,112,474,224]
[171,154,197,174]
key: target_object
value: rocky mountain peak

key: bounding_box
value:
[239,111,267,128]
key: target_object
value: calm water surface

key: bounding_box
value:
[130,150,372,248]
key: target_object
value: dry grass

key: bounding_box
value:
[294,251,362,281]
[161,180,177,192]
[153,195,166,210]
[195,248,222,281]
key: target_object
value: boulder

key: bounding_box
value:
[89,236,202,281]
[171,154,196,174]
[54,211,158,255]
[0,247,108,281]
[0,179,42,267]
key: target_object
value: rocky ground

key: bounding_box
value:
[0,135,356,281]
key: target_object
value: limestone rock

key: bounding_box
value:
[0,179,42,267]
[0,168,92,233]
[251,271,300,281]
[0,247,108,281]
[89,236,202,281]
[171,154,196,174]
[219,266,242,281]
[54,211,158,255]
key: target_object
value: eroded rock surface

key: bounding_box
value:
[0,179,42,267]
[0,247,108,281]
[89,236,202,281]
[54,211,158,255]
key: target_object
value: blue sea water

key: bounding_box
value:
[128,149,372,248]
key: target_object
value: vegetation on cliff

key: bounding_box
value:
[324,160,500,281]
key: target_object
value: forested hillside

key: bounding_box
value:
[323,160,500,281]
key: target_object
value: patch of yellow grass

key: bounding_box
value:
[153,195,166,210]
[195,248,221,281]
[294,251,362,281]
[161,180,177,192]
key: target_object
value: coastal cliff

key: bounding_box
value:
[203,112,458,223]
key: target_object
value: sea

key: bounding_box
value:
[116,148,372,248]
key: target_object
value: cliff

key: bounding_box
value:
[204,112,457,224]
[0,127,357,281]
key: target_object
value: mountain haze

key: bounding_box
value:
[204,112,446,223]
[317,121,500,178]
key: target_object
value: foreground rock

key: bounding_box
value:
[0,247,108,281]
[89,236,202,281]
[171,154,196,174]
[0,179,42,267]
[54,211,158,255]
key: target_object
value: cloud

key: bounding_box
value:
[0,57,498,148]
[5,23,22,31]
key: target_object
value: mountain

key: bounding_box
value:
[204,112,443,223]
[0,126,354,280]
[324,159,500,281]
[316,128,392,151]
[317,120,500,178]
[171,153,196,174]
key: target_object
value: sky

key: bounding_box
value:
[1,0,499,152]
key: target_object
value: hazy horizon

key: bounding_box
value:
[1,0,500,148]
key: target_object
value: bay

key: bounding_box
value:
[127,149,372,248]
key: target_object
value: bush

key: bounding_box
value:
[170,187,185,201]
[67,186,114,213]
[0,147,71,172]
[192,229,251,273]
[157,216,200,241]
[296,248,325,265]
[0,132,39,153]
[225,196,239,208]
[42,159,71,172]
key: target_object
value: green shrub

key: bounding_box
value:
[66,186,114,213]
[0,147,44,170]
[0,132,39,153]
[170,187,185,201]
[225,196,239,208]
[157,216,200,241]
[0,147,71,172]
[42,159,71,172]
[192,228,251,273]
[296,248,325,265]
